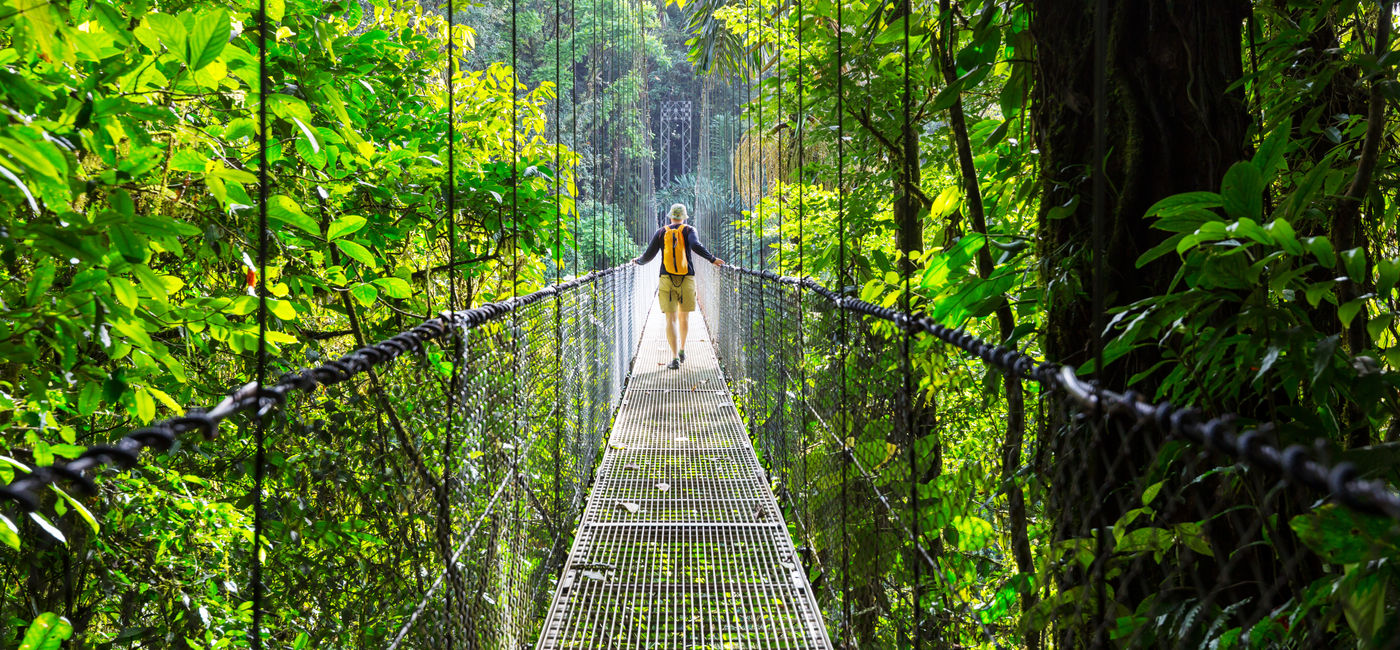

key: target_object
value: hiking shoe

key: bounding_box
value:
[678,350,686,363]
[667,358,681,370]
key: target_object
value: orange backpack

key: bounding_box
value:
[662,225,690,276]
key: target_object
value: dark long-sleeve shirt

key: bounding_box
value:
[635,223,717,276]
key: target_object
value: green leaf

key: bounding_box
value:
[26,261,56,306]
[372,277,412,299]
[1115,527,1173,558]
[109,225,148,263]
[1225,217,1271,245]
[1304,236,1336,268]
[1378,258,1400,294]
[78,381,102,416]
[108,277,139,309]
[930,75,968,111]
[267,94,313,123]
[185,10,230,71]
[1141,481,1164,506]
[1172,522,1213,557]
[1144,192,1222,219]
[1339,299,1366,330]
[1279,161,1332,221]
[1340,247,1366,281]
[268,299,297,320]
[8,0,63,65]
[0,165,40,214]
[872,17,907,45]
[145,14,187,60]
[328,215,367,240]
[951,515,994,551]
[134,387,156,422]
[1368,314,1394,343]
[1221,161,1263,219]
[350,283,378,307]
[49,486,99,534]
[1266,218,1304,256]
[0,513,18,550]
[1305,281,1334,308]
[267,195,320,235]
[266,0,285,22]
[1290,504,1400,564]
[169,149,207,173]
[1311,335,1339,386]
[229,295,259,316]
[1251,118,1291,182]
[28,512,65,545]
[17,612,72,650]
[1254,346,1281,384]
[133,264,168,304]
[335,240,377,268]
[290,116,320,154]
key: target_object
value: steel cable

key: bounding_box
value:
[716,264,1400,522]
[0,266,635,511]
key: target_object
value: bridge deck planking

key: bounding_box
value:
[538,307,832,649]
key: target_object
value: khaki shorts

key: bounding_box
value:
[659,274,696,313]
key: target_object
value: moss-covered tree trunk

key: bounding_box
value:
[1032,0,1251,642]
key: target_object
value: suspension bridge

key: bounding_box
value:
[6,255,1400,647]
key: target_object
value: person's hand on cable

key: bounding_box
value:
[712,258,725,267]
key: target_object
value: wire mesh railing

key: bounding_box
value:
[699,262,1400,649]
[2,264,657,648]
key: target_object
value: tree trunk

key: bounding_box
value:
[1032,0,1251,643]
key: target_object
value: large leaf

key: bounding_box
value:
[145,13,187,60]
[0,513,18,550]
[267,195,321,235]
[18,613,72,650]
[372,277,412,299]
[1290,504,1400,564]
[328,215,367,240]
[185,10,231,71]
[335,240,377,268]
[1220,161,1263,219]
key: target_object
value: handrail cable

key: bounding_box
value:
[719,264,1400,522]
[0,265,635,511]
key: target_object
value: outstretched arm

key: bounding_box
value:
[632,230,662,265]
[686,228,723,265]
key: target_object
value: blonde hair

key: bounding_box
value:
[668,203,688,220]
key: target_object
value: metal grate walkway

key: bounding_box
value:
[538,307,833,649]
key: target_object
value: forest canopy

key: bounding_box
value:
[3,0,1400,647]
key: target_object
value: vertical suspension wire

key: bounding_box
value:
[746,0,756,272]
[250,0,270,644]
[755,0,768,457]
[510,0,522,635]
[1091,0,1106,380]
[552,0,564,562]
[835,0,852,642]
[900,0,919,644]
[569,0,583,482]
[442,0,459,637]
[571,0,579,279]
[1091,0,1109,645]
[592,0,601,271]
[774,0,786,505]
[795,0,810,546]
[598,0,607,271]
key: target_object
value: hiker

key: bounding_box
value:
[632,203,724,369]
